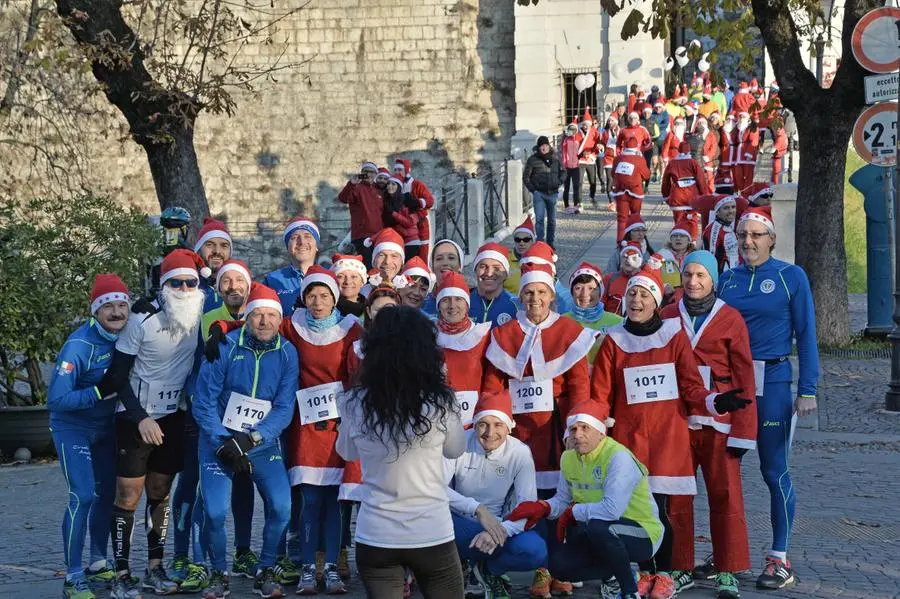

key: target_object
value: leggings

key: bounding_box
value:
[563,168,582,207]
[299,484,342,565]
[356,540,463,599]
[580,163,597,199]
[757,369,796,555]
[602,167,614,201]
[638,494,673,573]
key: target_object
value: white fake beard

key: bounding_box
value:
[160,284,205,341]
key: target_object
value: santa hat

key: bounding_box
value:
[283,216,320,247]
[364,228,405,263]
[519,262,555,295]
[738,206,775,234]
[626,266,664,307]
[376,167,390,181]
[193,217,231,253]
[619,241,644,270]
[684,102,697,114]
[581,108,593,125]
[431,238,464,267]
[401,256,436,292]
[714,194,738,213]
[742,182,774,204]
[566,400,608,434]
[569,261,605,296]
[654,101,664,108]
[519,241,558,274]
[513,215,536,240]
[301,264,340,303]
[738,111,751,119]
[90,273,130,315]
[215,259,252,289]
[331,253,368,279]
[628,111,640,120]
[361,161,379,172]
[703,82,712,97]
[623,214,647,237]
[670,218,692,238]
[387,176,404,188]
[435,271,470,306]
[160,249,209,285]
[606,114,619,125]
[245,282,283,317]
[473,242,510,273]
[393,158,412,175]
[472,391,516,430]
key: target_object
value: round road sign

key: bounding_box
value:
[852,7,900,74]
[853,102,897,166]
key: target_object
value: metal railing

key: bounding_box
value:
[432,171,470,255]
[479,163,509,238]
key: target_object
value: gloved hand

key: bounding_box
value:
[131,297,155,314]
[204,323,228,363]
[233,454,253,475]
[714,389,753,414]
[215,437,245,469]
[232,431,255,453]
[95,371,120,399]
[505,500,551,530]
[556,505,577,543]
[727,446,748,459]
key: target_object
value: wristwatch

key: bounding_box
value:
[249,430,263,447]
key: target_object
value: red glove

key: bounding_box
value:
[556,505,577,542]
[505,500,550,530]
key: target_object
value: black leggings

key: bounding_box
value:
[356,540,464,599]
[580,163,597,199]
[638,493,673,573]
[563,168,581,207]
[602,167,614,201]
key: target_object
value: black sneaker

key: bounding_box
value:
[471,561,508,599]
[141,566,178,595]
[201,570,230,598]
[693,554,717,580]
[755,557,796,590]
[597,576,620,599]
[672,569,695,592]
[254,566,285,598]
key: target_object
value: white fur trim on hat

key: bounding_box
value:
[623,221,647,236]
[739,212,775,234]
[216,263,252,289]
[403,267,436,292]
[301,272,339,303]
[569,267,603,289]
[283,220,320,245]
[193,229,232,253]
[246,298,283,317]
[566,413,607,434]
[332,258,368,279]
[91,292,130,315]
[436,286,470,306]
[373,241,404,261]
[160,267,199,286]
[473,249,510,273]
[626,274,662,307]
[714,195,737,212]
[670,227,692,238]
[513,226,535,239]
[473,409,515,430]
[518,271,556,295]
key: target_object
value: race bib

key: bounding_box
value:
[455,391,478,427]
[222,392,271,433]
[144,382,182,416]
[623,363,679,404]
[297,381,342,425]
[615,161,635,176]
[698,365,712,390]
[677,177,696,188]
[752,360,766,396]
[510,377,553,414]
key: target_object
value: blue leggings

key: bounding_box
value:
[198,438,291,572]
[452,513,547,575]
[298,484,341,565]
[756,376,796,554]
[172,410,255,562]
[53,427,116,579]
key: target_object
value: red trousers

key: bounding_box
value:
[731,164,755,192]
[771,156,783,184]
[668,427,750,573]
[616,197,643,244]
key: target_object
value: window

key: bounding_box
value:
[562,69,599,125]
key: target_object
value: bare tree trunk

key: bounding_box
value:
[143,127,209,223]
[24,358,45,405]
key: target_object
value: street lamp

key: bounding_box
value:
[885,18,900,413]
[814,34,825,86]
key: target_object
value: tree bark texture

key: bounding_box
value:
[55,0,209,233]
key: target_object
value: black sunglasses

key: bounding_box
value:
[167,278,199,289]
[514,237,532,243]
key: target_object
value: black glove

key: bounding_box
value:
[727,447,749,459]
[232,431,255,453]
[714,389,753,414]
[204,324,227,363]
[215,437,244,469]
[233,454,253,475]
[95,370,120,399]
[403,195,419,211]
[131,297,155,314]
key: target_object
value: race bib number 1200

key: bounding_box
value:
[623,363,679,404]
[222,392,271,433]
[510,377,553,414]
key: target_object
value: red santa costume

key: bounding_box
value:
[771,128,788,184]
[702,195,741,274]
[433,271,492,427]
[600,117,620,170]
[661,142,709,241]
[602,242,643,315]
[393,158,435,260]
[729,114,760,191]
[338,161,386,257]
[577,109,601,167]
[730,81,755,116]
[715,115,736,193]
[611,137,651,243]
[616,114,652,153]
[660,290,756,575]
[661,117,686,167]
[692,192,749,232]
[482,247,595,491]
[698,118,719,191]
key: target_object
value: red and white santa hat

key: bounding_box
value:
[474,241,510,273]
[331,253,368,279]
[215,259,252,289]
[628,110,640,120]
[283,216,320,247]
[90,273,130,315]
[569,261,604,296]
[393,158,411,176]
[160,249,209,285]
[430,239,465,269]
[581,108,593,125]
[738,206,775,234]
[519,241,557,273]
[741,182,774,204]
[714,194,738,212]
[435,271,471,306]
[300,264,340,303]
[473,391,516,430]
[361,161,379,173]
[626,266,664,307]
[566,400,609,434]
[623,214,647,237]
[401,256,436,292]
[519,262,556,295]
[513,215,536,240]
[619,240,644,270]
[246,282,283,317]
[376,167,390,181]
[670,218,692,238]
[364,228,405,263]
[193,217,231,253]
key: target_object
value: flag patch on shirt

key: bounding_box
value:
[58,361,74,375]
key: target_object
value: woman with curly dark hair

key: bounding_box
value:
[336,306,466,599]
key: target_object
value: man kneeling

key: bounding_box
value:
[507,401,664,599]
[446,391,548,598]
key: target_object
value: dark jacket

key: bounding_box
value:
[524,149,565,194]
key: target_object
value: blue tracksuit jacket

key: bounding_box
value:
[263,265,306,315]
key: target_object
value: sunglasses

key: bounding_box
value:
[514,237,532,243]
[167,278,199,289]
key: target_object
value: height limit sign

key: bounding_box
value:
[853,103,897,167]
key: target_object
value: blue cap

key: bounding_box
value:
[682,250,719,288]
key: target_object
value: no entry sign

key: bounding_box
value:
[852,7,900,74]
[853,102,897,166]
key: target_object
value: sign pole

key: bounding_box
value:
[885,18,900,412]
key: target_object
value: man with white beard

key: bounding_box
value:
[101,249,209,599]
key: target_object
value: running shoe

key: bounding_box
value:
[671,569,695,592]
[755,557,795,590]
[693,554,717,580]
[142,566,178,595]
[63,578,96,599]
[169,555,190,585]
[403,568,414,598]
[109,575,143,599]
[296,564,318,595]
[232,549,260,579]
[272,556,299,584]
[649,572,676,599]
[463,561,485,598]
[472,562,509,599]
[549,579,573,596]
[574,205,583,214]
[598,575,620,599]
[253,567,285,598]
[84,562,117,588]
[180,563,210,593]
[337,548,351,580]
[200,569,229,599]
[529,568,552,599]
[715,571,741,598]
[636,572,655,597]
[323,563,347,594]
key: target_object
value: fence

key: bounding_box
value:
[432,171,472,256]
[479,162,510,239]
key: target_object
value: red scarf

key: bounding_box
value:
[437,317,472,336]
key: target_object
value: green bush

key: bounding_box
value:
[0,195,160,405]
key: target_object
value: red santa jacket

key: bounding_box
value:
[692,193,749,231]
[338,181,384,240]
[385,203,420,244]
[600,129,619,167]
[718,127,733,166]
[611,149,651,200]
[730,126,760,165]
[577,127,602,165]
[590,318,716,495]
[602,271,630,315]
[400,177,434,248]
[700,132,719,172]
[438,322,491,427]
[703,219,740,273]
[483,312,595,489]
[616,125,652,153]
[661,130,684,162]
[659,300,756,449]
[661,154,709,207]
[730,90,755,117]
[772,128,789,159]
